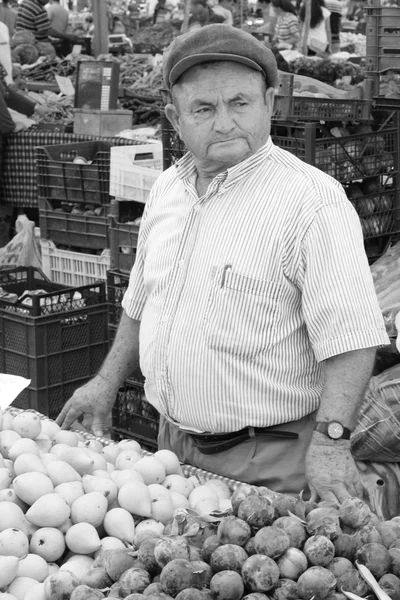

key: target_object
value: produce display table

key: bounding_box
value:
[0,131,141,208]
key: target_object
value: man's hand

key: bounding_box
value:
[56,375,118,436]
[305,435,364,504]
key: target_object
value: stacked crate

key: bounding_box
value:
[161,111,400,264]
[365,0,400,107]
[0,267,109,419]
[36,140,147,287]
[107,142,162,450]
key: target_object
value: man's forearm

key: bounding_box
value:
[97,310,141,391]
[48,26,69,40]
[316,347,376,430]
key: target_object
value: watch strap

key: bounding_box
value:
[314,421,352,440]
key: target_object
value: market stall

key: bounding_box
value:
[2,2,400,598]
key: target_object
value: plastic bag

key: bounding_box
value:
[351,364,400,462]
[0,215,41,269]
[358,460,400,520]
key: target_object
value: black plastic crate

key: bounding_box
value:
[112,376,159,451]
[271,121,400,262]
[109,200,143,273]
[161,111,186,170]
[39,197,110,251]
[107,269,130,328]
[366,0,400,73]
[0,267,109,419]
[36,141,112,206]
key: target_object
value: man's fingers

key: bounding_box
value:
[314,489,340,504]
[58,403,83,431]
[91,416,105,438]
[55,402,71,427]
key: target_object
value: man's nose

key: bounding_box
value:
[213,105,235,132]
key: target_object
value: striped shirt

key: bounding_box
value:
[15,0,50,41]
[275,13,300,47]
[122,139,389,434]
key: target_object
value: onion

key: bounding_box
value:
[379,152,394,173]
[361,155,379,177]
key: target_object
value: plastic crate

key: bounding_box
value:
[273,74,373,122]
[161,111,186,170]
[109,200,143,273]
[40,239,111,287]
[110,142,163,201]
[36,141,112,206]
[0,267,109,419]
[107,269,130,328]
[366,1,400,73]
[112,376,159,451]
[271,121,400,262]
[110,161,161,204]
[39,198,110,251]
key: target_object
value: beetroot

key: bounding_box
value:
[202,535,222,563]
[376,521,400,550]
[303,535,335,567]
[231,485,258,515]
[338,498,372,529]
[353,525,382,550]
[389,547,400,577]
[79,567,112,589]
[209,570,244,600]
[154,536,191,568]
[378,573,400,600]
[191,560,213,589]
[271,578,298,600]
[159,559,195,596]
[217,516,252,547]
[336,568,369,596]
[306,508,341,540]
[333,534,357,561]
[254,526,291,559]
[70,586,104,600]
[297,566,337,600]
[210,544,248,574]
[243,595,271,600]
[356,542,391,578]
[245,537,257,556]
[138,537,163,575]
[175,590,209,600]
[241,554,280,592]
[327,557,353,580]
[276,548,308,581]
[274,516,307,549]
[118,568,151,596]
[238,495,275,528]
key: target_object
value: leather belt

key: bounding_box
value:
[190,426,299,455]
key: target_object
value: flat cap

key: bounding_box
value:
[163,24,278,90]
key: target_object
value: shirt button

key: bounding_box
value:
[220,187,226,193]
[163,315,169,322]
[179,259,184,268]
[193,204,200,212]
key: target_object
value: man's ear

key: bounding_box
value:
[165,103,181,138]
[265,86,275,113]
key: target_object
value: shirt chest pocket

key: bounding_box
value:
[202,267,282,359]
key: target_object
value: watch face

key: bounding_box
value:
[327,422,344,440]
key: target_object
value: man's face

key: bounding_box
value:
[165,61,274,173]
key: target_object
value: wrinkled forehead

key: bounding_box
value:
[172,61,265,104]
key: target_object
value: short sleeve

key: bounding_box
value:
[297,199,389,362]
[34,8,50,33]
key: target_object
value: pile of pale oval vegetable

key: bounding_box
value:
[1,409,400,600]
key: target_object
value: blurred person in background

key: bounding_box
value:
[15,0,81,49]
[0,0,17,35]
[207,0,233,24]
[271,0,300,48]
[47,0,69,33]
[299,0,331,55]
[324,0,341,53]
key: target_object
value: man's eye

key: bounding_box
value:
[234,102,248,107]
[195,107,211,114]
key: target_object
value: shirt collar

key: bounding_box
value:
[175,138,274,188]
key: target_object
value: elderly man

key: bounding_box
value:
[57,25,388,503]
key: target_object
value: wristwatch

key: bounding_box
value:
[314,421,352,440]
